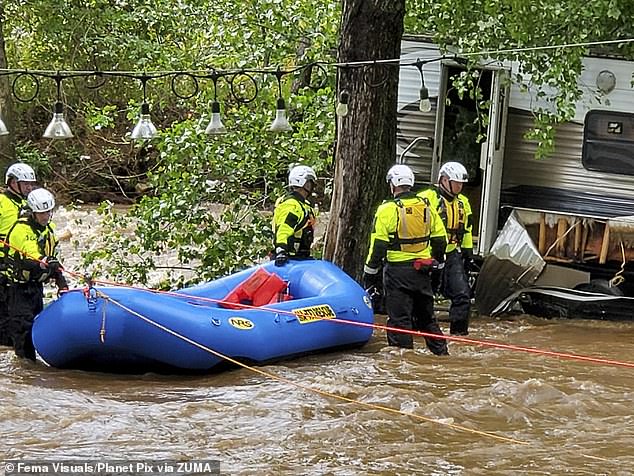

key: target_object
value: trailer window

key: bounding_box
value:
[582,110,634,176]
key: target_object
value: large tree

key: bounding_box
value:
[324,0,405,279]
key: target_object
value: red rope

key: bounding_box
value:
[59,274,634,370]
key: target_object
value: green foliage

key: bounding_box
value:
[81,109,334,287]
[3,0,339,287]
[405,0,634,158]
[14,141,51,178]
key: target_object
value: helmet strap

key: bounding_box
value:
[439,177,455,199]
[7,180,21,197]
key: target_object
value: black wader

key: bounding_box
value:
[384,263,448,355]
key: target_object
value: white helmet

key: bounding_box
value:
[438,162,469,182]
[27,188,56,213]
[386,164,415,187]
[288,165,317,188]
[6,163,36,184]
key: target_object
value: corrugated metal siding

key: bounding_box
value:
[509,56,634,122]
[396,41,443,182]
[396,101,436,181]
[502,109,634,200]
[397,39,634,200]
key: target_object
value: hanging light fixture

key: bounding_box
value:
[335,90,350,117]
[416,59,432,113]
[205,72,226,135]
[43,74,73,139]
[131,75,158,140]
[269,67,292,132]
[0,116,8,136]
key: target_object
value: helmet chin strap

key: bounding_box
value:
[8,181,22,197]
[439,178,455,199]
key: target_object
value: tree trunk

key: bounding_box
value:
[324,0,405,280]
[0,4,15,167]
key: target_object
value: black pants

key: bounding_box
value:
[0,277,12,346]
[6,281,43,361]
[384,264,448,355]
[443,251,471,335]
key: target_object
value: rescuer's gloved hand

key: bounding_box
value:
[274,247,289,267]
[362,271,381,291]
[56,274,69,296]
[462,248,477,273]
[430,261,444,295]
[45,256,62,274]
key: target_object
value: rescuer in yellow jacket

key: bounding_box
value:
[4,188,68,361]
[418,161,474,335]
[0,163,37,347]
[272,165,317,266]
[363,164,449,354]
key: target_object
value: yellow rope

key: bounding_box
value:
[609,241,626,288]
[97,290,528,446]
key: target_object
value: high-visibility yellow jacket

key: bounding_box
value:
[418,186,473,254]
[365,191,447,273]
[0,190,26,240]
[3,216,59,284]
[272,191,316,256]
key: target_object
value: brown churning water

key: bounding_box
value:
[1,314,632,474]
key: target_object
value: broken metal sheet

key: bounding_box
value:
[475,211,545,316]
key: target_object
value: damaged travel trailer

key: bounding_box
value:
[397,36,634,319]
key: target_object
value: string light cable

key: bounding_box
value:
[1,36,633,137]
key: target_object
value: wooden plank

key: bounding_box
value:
[556,218,567,254]
[538,213,547,255]
[580,223,589,262]
[574,220,581,255]
[599,222,610,264]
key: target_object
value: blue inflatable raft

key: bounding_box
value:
[32,260,374,373]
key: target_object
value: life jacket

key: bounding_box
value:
[389,196,432,253]
[437,192,466,245]
[272,193,316,256]
[3,217,58,283]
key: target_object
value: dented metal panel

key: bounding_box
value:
[475,212,545,315]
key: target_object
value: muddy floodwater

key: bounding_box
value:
[1,314,633,475]
[1,206,632,475]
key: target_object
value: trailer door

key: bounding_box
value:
[477,68,509,255]
[430,63,449,183]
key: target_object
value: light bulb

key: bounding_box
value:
[419,86,432,113]
[0,116,8,136]
[269,98,292,132]
[205,101,227,135]
[43,102,74,139]
[131,102,158,140]
[336,90,350,117]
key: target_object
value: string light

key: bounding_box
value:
[130,74,158,140]
[1,38,632,139]
[205,71,227,135]
[335,89,349,117]
[43,73,73,139]
[268,67,292,132]
[0,116,8,136]
[415,59,432,113]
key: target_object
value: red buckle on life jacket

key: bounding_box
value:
[220,267,292,310]
[413,258,435,271]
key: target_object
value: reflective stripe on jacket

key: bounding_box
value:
[365,191,446,269]
[272,191,316,256]
[418,187,473,253]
